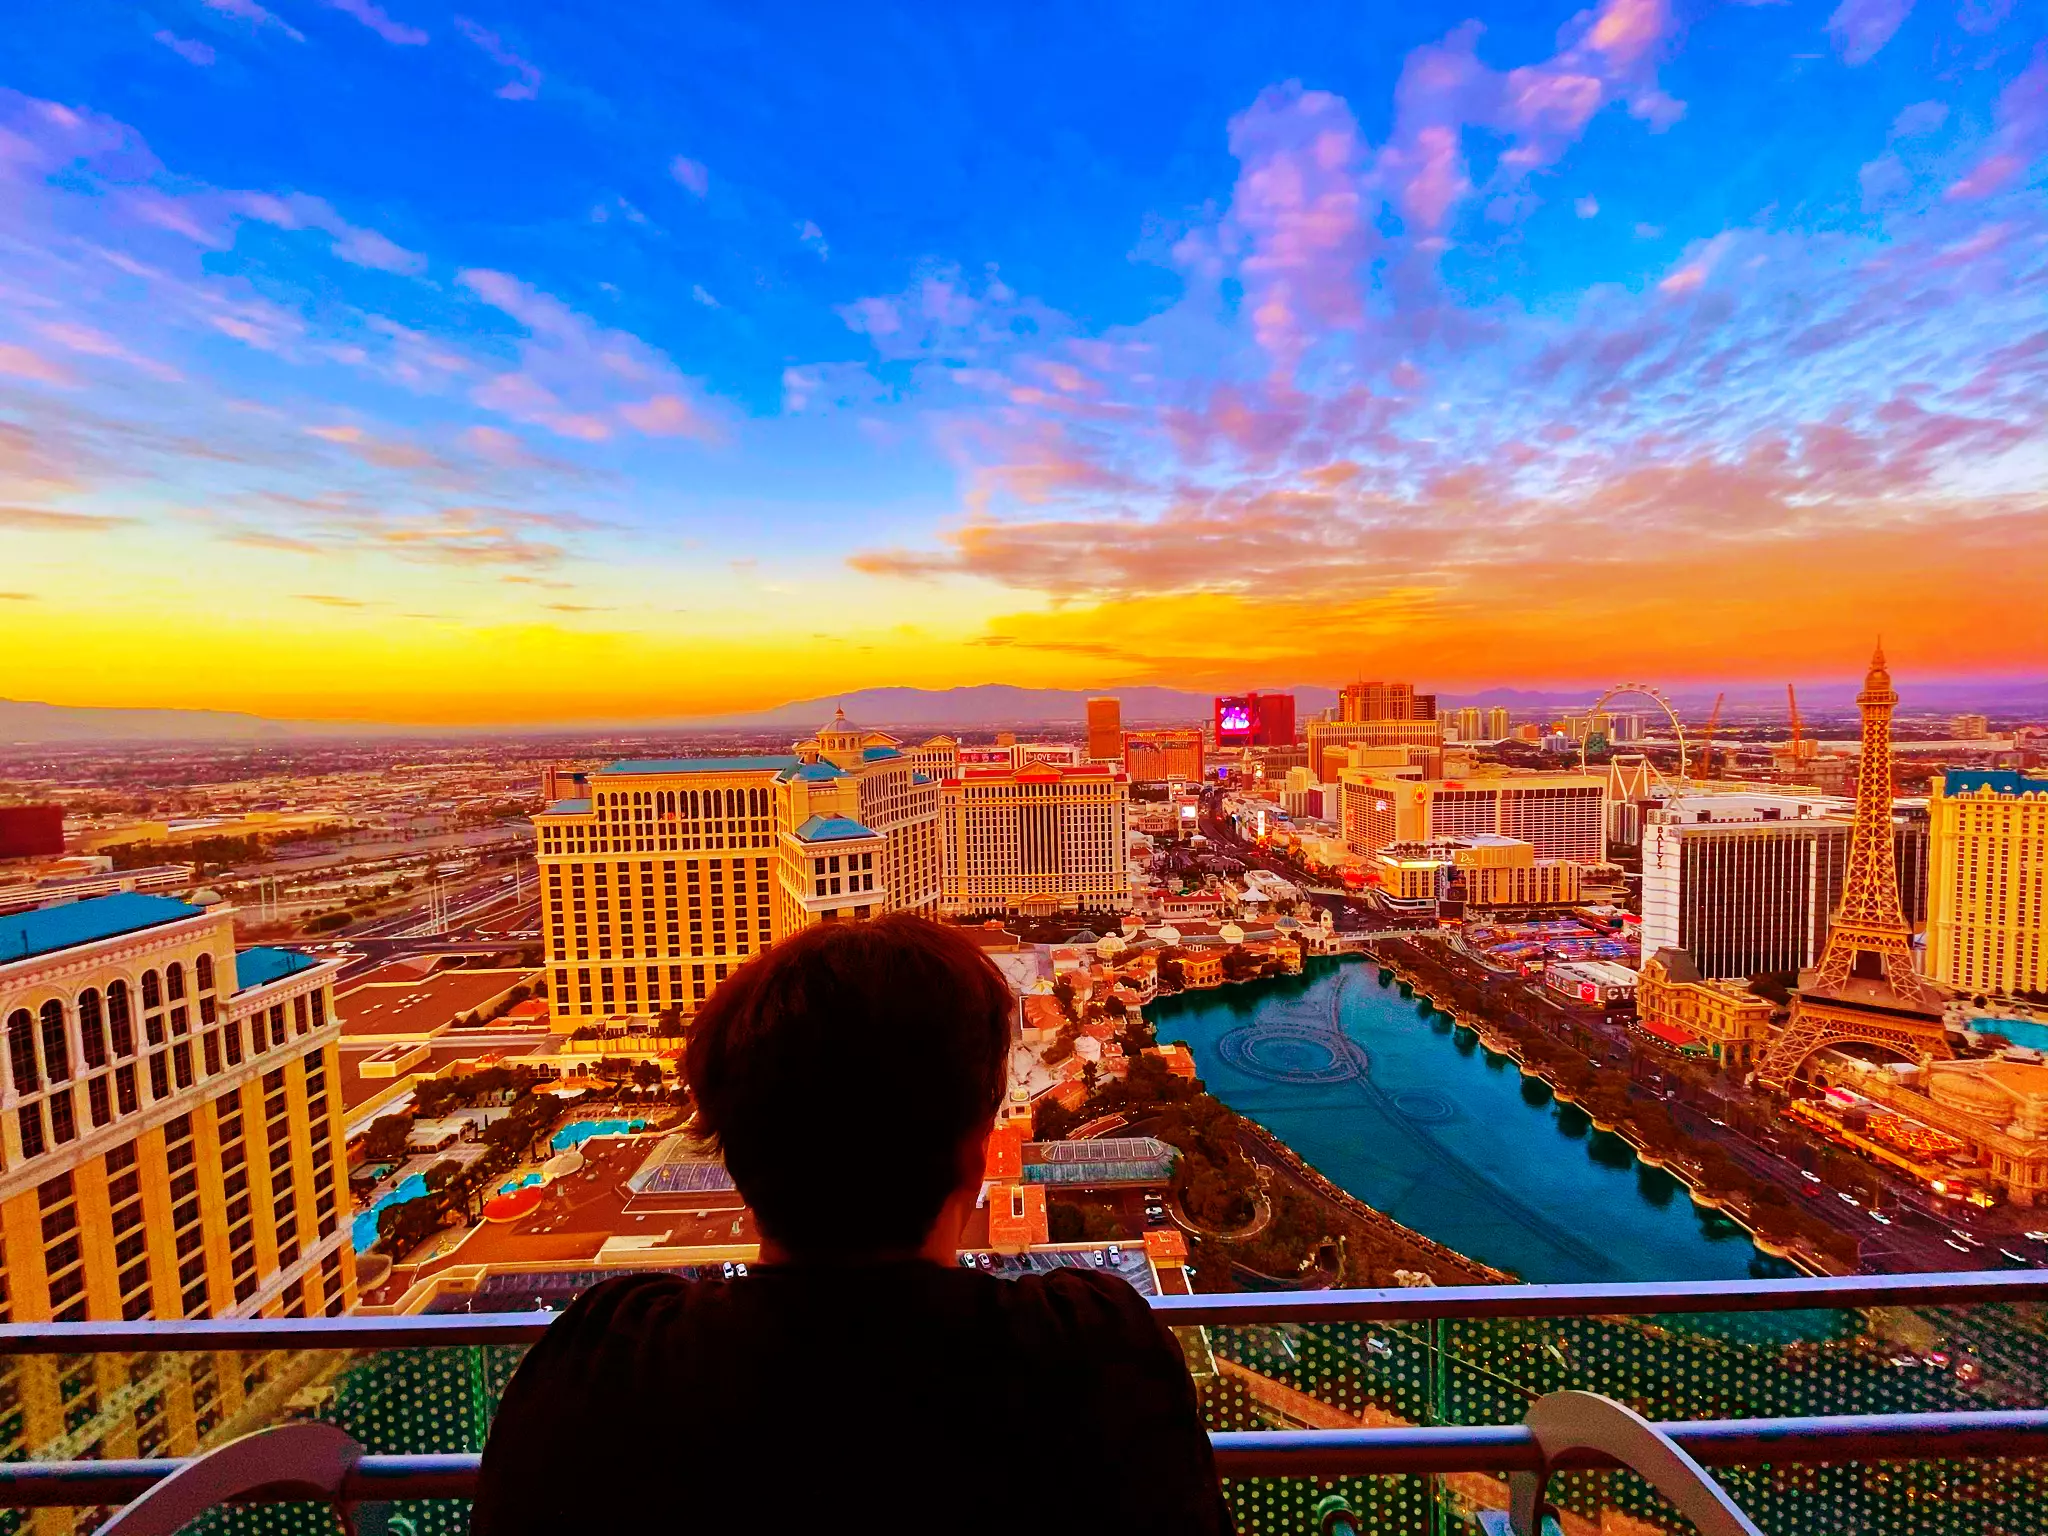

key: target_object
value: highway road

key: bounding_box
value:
[1195,795,1423,936]
[1408,925,2046,1274]
[1192,795,2041,1275]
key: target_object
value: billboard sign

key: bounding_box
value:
[1214,695,1253,742]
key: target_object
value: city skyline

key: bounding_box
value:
[3,0,2046,725]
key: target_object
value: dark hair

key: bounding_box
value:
[685,914,1012,1256]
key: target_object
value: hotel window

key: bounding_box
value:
[108,1139,153,1320]
[166,1113,209,1316]
[40,1172,86,1322]
[5,1010,36,1096]
[107,980,134,1056]
[78,990,106,1069]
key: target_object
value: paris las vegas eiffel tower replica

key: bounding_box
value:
[1752,645,1951,1092]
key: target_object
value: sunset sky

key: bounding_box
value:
[3,0,2044,724]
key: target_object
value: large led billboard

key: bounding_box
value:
[1214,695,1252,743]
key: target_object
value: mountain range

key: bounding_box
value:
[2,673,2041,744]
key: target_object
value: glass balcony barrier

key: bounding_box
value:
[0,1269,2041,1535]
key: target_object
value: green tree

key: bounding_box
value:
[363,1113,412,1162]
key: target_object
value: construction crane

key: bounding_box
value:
[1697,692,1725,781]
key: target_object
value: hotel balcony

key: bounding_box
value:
[2,1271,2044,1533]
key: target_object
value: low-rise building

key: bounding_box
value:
[1634,948,1776,1070]
[1369,836,1581,915]
[1831,1056,2048,1207]
[1544,959,1637,1008]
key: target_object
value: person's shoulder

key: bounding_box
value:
[529,1271,705,1354]
[1000,1266,1171,1346]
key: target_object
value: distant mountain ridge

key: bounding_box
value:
[683,684,1340,729]
[2,671,2039,744]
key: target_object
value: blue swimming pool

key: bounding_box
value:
[352,1173,430,1253]
[1971,1016,2048,1052]
[550,1117,647,1153]
[499,1172,543,1194]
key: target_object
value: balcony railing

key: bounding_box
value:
[0,1269,2043,1533]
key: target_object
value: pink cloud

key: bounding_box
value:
[1394,124,1472,235]
[1373,0,1679,248]
[459,268,720,442]
[1827,0,1915,67]
[324,0,427,46]
[203,0,304,40]
[454,17,542,100]
[125,191,229,247]
[670,156,709,197]
[154,31,217,66]
[0,344,75,386]
[621,393,714,439]
[1224,84,1372,376]
[36,321,181,380]
[1947,48,2047,200]
[1587,0,1669,71]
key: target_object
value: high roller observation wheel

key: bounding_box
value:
[1578,682,1689,785]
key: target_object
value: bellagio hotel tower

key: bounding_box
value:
[536,712,949,1024]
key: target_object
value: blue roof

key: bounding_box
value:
[235,946,320,992]
[788,761,846,781]
[603,755,800,775]
[861,745,902,761]
[793,814,878,843]
[0,894,203,965]
[542,797,591,815]
[1943,770,2046,799]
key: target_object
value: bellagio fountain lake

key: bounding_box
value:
[1148,955,1800,1284]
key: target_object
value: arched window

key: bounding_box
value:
[39,1001,69,1083]
[195,953,215,992]
[166,962,186,1001]
[107,980,135,1057]
[78,989,107,1071]
[141,970,162,1011]
[7,1010,38,1095]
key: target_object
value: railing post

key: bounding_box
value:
[466,1346,491,1453]
[1429,1317,1450,1536]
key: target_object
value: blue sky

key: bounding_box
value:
[1,0,2043,721]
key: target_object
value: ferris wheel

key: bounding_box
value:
[1578,682,1690,786]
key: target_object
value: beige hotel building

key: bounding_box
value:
[536,712,950,1026]
[1927,770,2048,999]
[939,763,1132,918]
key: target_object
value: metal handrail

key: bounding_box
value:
[0,1411,2043,1508]
[0,1268,2041,1352]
